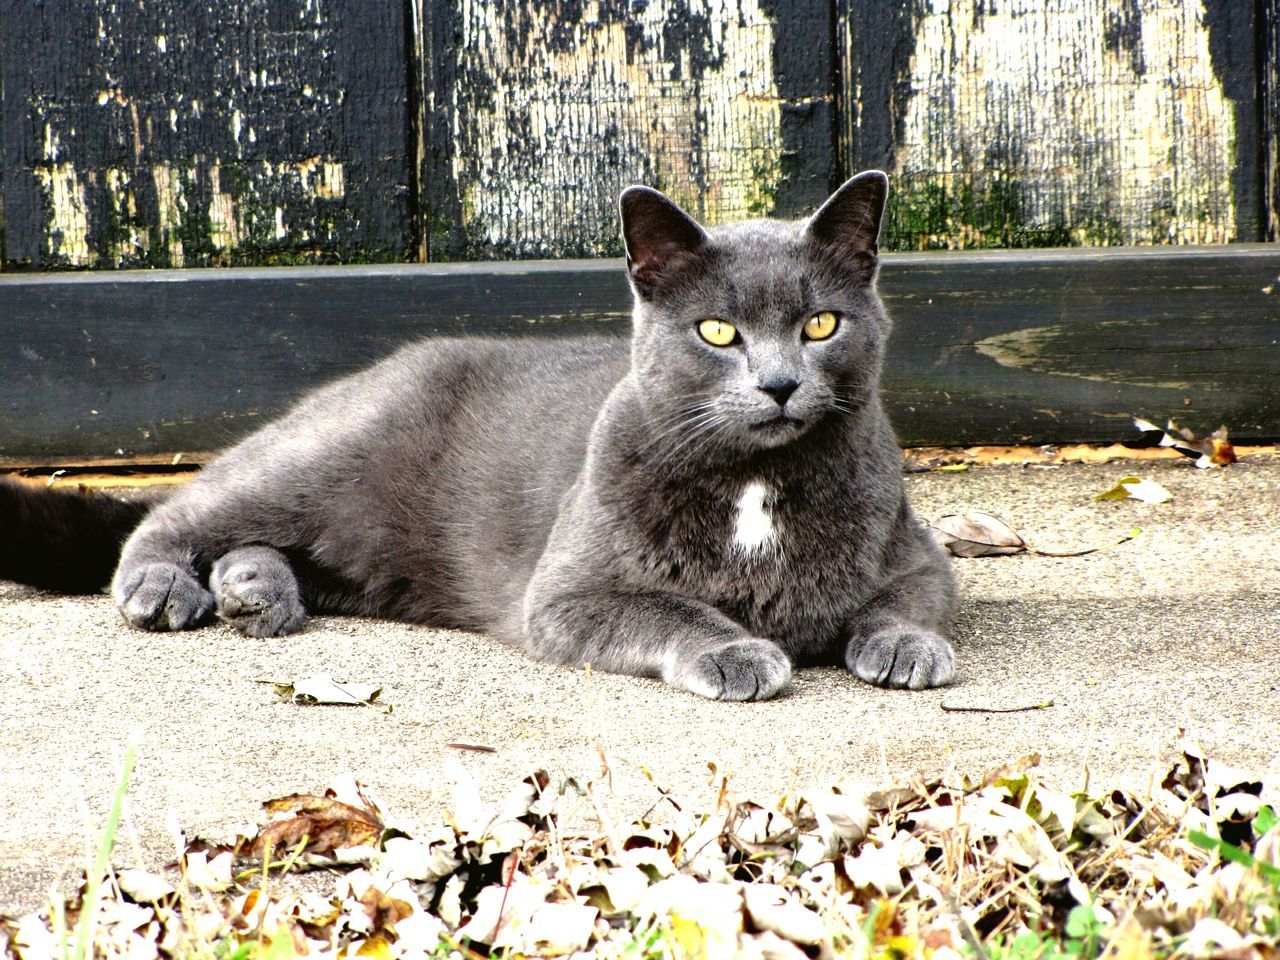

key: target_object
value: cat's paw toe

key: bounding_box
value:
[846,626,954,689]
[114,562,213,631]
[673,638,792,701]
[211,548,306,637]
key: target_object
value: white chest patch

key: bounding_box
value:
[732,481,776,554]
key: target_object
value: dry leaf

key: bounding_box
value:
[248,791,384,859]
[929,511,1027,557]
[181,849,234,891]
[741,884,827,946]
[1131,418,1237,468]
[116,868,176,904]
[272,674,383,706]
[358,885,414,938]
[635,875,742,960]
[391,911,446,956]
[965,753,1044,791]
[805,789,870,853]
[457,877,597,953]
[14,740,1280,960]
[380,836,462,883]
[1094,476,1172,504]
[843,839,905,894]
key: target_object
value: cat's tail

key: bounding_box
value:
[0,478,159,593]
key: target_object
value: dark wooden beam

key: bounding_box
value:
[1,245,1278,465]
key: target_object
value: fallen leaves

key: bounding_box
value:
[930,510,1141,558]
[1132,417,1238,468]
[249,789,384,862]
[268,674,385,708]
[902,418,1265,472]
[1093,475,1174,504]
[929,511,1027,557]
[8,743,1279,960]
[926,417,1243,561]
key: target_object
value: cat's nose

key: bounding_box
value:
[758,376,800,407]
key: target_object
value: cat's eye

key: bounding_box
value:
[697,318,739,347]
[803,311,839,341]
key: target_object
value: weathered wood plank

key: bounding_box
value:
[0,262,632,463]
[0,0,412,269]
[841,0,1263,249]
[1,246,1276,464]
[3,1,1272,263]
[878,245,1280,444]
[419,0,837,260]
[1265,0,1280,240]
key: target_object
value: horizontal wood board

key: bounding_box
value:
[1,246,1277,464]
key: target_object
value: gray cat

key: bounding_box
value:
[0,171,956,700]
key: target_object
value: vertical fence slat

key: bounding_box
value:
[0,0,413,269]
[418,1,835,261]
[840,0,1261,251]
[1265,0,1280,240]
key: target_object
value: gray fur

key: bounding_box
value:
[109,171,957,700]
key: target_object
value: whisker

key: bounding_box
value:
[660,414,726,468]
[662,414,732,472]
[643,411,719,450]
[640,400,720,451]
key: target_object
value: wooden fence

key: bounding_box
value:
[3,0,1277,268]
[1,1,1278,462]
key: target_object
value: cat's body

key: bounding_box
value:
[0,172,957,700]
[140,337,625,638]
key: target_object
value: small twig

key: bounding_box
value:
[488,844,522,945]
[941,699,1055,713]
[1029,528,1141,557]
[437,932,489,960]
[586,779,624,859]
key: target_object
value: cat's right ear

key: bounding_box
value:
[619,187,709,299]
[805,170,888,270]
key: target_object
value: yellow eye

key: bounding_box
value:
[697,318,738,346]
[803,311,839,341]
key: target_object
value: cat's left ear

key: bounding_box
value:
[619,186,710,298]
[805,170,888,266]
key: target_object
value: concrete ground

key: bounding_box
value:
[2,456,1278,915]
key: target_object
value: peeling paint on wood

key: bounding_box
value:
[0,0,411,269]
[842,0,1260,250]
[421,0,835,260]
[1265,0,1280,239]
[975,323,1195,391]
[1,1,1274,266]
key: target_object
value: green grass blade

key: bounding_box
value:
[1189,828,1280,884]
[1256,805,1278,838]
[72,744,137,960]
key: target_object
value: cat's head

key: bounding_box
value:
[619,171,890,456]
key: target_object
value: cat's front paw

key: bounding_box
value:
[845,624,954,689]
[114,562,214,631]
[210,547,307,637]
[669,638,792,701]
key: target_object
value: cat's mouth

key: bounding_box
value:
[750,414,806,433]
